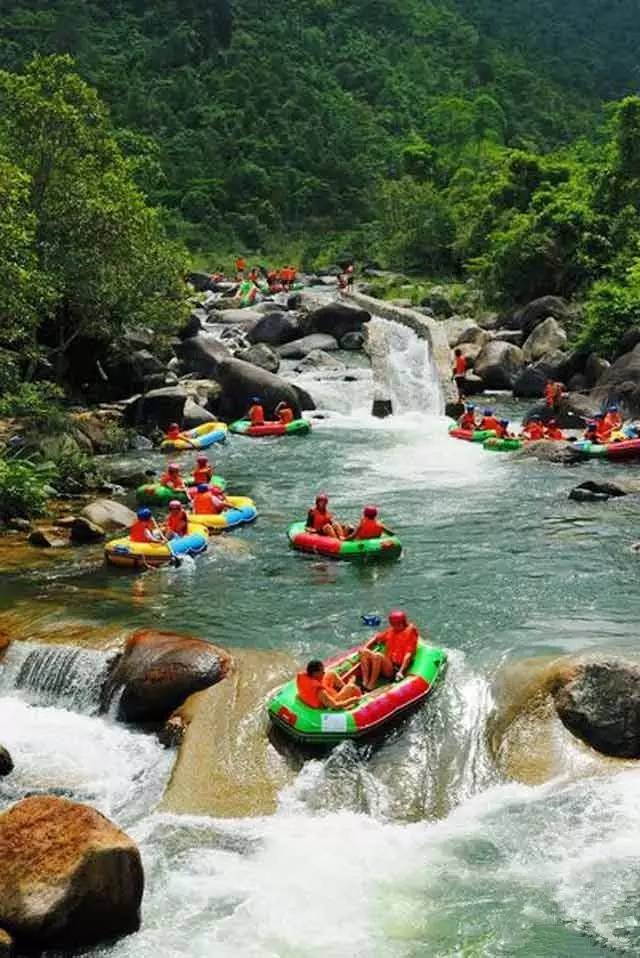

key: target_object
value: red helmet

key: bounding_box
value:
[168,463,180,472]
[168,500,182,510]
[388,610,408,628]
[363,505,378,519]
[316,493,329,505]
[197,454,208,464]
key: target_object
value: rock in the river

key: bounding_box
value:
[300,302,370,340]
[522,317,567,363]
[0,747,13,777]
[294,349,345,372]
[525,391,599,430]
[278,334,339,359]
[568,477,640,501]
[187,271,215,292]
[474,341,524,390]
[0,796,143,950]
[339,331,364,350]
[512,353,566,399]
[236,343,280,374]
[584,353,610,389]
[28,528,69,549]
[106,628,232,723]
[441,316,476,347]
[0,928,13,957]
[491,329,524,346]
[69,517,105,545]
[502,295,569,336]
[106,464,154,489]
[246,312,298,346]
[454,325,491,348]
[511,440,581,464]
[591,344,640,415]
[553,660,640,757]
[81,499,136,533]
[615,327,640,358]
[182,399,215,428]
[123,386,187,430]
[420,288,453,318]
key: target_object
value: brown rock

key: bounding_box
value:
[28,528,69,549]
[0,796,143,950]
[0,928,13,957]
[69,516,106,545]
[81,499,136,532]
[106,629,232,723]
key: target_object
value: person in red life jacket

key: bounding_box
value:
[495,419,512,439]
[306,493,346,539]
[594,413,612,444]
[583,419,599,443]
[164,500,189,539]
[275,401,295,425]
[522,416,545,441]
[159,463,187,492]
[479,408,501,432]
[192,483,230,515]
[296,660,362,710]
[545,419,565,440]
[350,506,390,541]
[247,397,265,426]
[359,610,419,691]
[235,256,246,279]
[248,267,260,283]
[130,508,163,543]
[458,403,477,431]
[603,404,623,433]
[164,422,196,448]
[192,454,214,486]
[452,348,468,400]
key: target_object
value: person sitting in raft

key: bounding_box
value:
[522,416,545,441]
[164,422,196,448]
[160,463,187,492]
[583,419,599,443]
[130,508,163,543]
[192,483,231,515]
[192,454,214,486]
[247,396,265,426]
[164,500,189,539]
[545,419,565,440]
[296,660,362,710]
[604,404,623,433]
[594,412,612,444]
[275,401,295,425]
[306,493,347,539]
[452,348,468,401]
[458,403,477,431]
[479,408,501,432]
[495,419,512,439]
[349,506,390,541]
[359,610,419,691]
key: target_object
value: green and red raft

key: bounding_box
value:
[267,639,447,745]
[288,521,402,560]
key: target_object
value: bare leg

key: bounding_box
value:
[364,652,385,690]
[360,650,373,689]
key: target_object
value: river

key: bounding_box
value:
[1,321,640,956]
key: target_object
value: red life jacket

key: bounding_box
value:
[130,519,153,543]
[278,407,294,425]
[379,625,419,667]
[166,511,188,536]
[192,466,213,485]
[459,412,476,430]
[296,672,324,709]
[193,491,222,515]
[308,507,332,533]
[249,404,265,426]
[454,355,467,377]
[354,518,384,540]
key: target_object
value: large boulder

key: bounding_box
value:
[0,928,13,957]
[512,352,567,399]
[236,343,280,374]
[420,288,453,318]
[441,316,476,347]
[524,391,598,430]
[511,440,581,464]
[187,271,215,292]
[300,303,370,340]
[522,317,567,363]
[474,341,524,390]
[340,331,364,350]
[105,628,232,723]
[69,517,105,545]
[568,478,640,502]
[0,747,13,777]
[278,334,338,359]
[502,295,569,336]
[247,312,299,346]
[0,796,143,950]
[553,660,640,757]
[491,329,524,346]
[584,353,610,389]
[592,344,640,415]
[123,386,187,430]
[182,399,215,428]
[294,350,346,372]
[81,500,136,533]
[175,334,315,419]
[615,327,640,358]
[454,325,491,349]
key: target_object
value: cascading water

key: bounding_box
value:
[366,315,444,416]
[0,641,116,714]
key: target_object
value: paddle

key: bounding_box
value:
[151,518,183,569]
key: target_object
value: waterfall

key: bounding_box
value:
[366,316,444,416]
[0,642,116,714]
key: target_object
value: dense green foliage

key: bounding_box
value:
[0,458,54,519]
[1,2,640,356]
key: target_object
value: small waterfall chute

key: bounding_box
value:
[0,642,117,714]
[367,316,444,416]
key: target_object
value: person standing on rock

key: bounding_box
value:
[452,348,468,401]
[235,256,246,279]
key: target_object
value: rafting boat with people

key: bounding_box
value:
[571,437,640,460]
[449,427,496,442]
[267,639,447,745]
[135,476,227,507]
[160,422,228,451]
[193,496,258,533]
[104,523,208,569]
[229,418,311,438]
[287,521,402,560]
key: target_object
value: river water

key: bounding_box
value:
[2,321,640,956]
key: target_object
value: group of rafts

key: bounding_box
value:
[450,401,640,459]
[104,398,446,745]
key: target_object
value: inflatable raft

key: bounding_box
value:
[160,422,227,452]
[191,496,257,532]
[287,521,402,560]
[229,418,311,438]
[135,476,226,507]
[267,640,447,745]
[104,523,208,569]
[449,427,496,442]
[572,438,640,460]
[483,437,523,452]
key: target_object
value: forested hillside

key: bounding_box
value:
[1,0,639,254]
